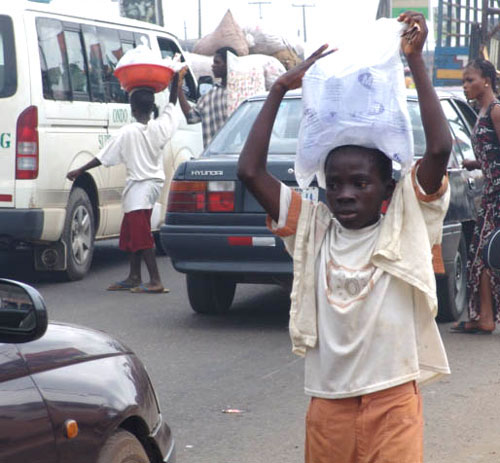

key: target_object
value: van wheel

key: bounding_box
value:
[60,187,95,281]
[437,233,468,322]
[97,430,149,463]
[186,273,236,314]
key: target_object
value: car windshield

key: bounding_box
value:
[205,97,302,156]
[205,97,441,159]
[0,15,17,98]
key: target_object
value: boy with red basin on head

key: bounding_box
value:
[237,12,452,463]
[67,74,180,294]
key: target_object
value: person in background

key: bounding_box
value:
[66,75,180,294]
[237,12,451,462]
[451,59,500,334]
[177,46,237,147]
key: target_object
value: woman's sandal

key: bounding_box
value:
[450,321,494,335]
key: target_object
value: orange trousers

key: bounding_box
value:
[305,381,423,463]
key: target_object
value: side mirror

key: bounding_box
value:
[0,279,48,343]
[198,75,214,98]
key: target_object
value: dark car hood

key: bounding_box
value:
[16,322,131,374]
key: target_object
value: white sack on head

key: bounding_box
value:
[296,18,414,189]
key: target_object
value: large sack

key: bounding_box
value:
[244,24,286,55]
[226,52,265,115]
[193,10,249,57]
[184,52,214,79]
[296,18,414,189]
[239,54,285,90]
[272,47,302,70]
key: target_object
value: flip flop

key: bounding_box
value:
[449,321,493,335]
[129,284,169,294]
[107,280,139,291]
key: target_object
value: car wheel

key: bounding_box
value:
[186,273,236,314]
[437,233,468,322]
[97,430,149,463]
[60,187,95,281]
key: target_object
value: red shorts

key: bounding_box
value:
[119,209,154,253]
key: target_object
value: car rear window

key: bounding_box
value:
[0,15,17,98]
[205,98,303,155]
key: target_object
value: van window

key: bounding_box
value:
[65,30,89,99]
[157,37,196,101]
[82,25,106,102]
[0,15,16,97]
[97,27,128,103]
[37,18,71,100]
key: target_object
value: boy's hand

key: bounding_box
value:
[273,44,336,92]
[67,168,82,181]
[398,11,427,58]
[177,66,188,86]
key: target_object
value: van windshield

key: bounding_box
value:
[0,15,17,98]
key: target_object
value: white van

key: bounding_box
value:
[0,0,203,280]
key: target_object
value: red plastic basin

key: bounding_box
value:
[114,63,174,93]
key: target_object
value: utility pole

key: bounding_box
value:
[292,3,315,42]
[248,1,271,20]
[198,0,202,38]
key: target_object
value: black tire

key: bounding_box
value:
[186,273,236,314]
[60,187,95,281]
[437,233,468,322]
[97,430,149,463]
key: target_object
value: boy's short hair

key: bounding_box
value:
[130,88,155,115]
[325,145,393,182]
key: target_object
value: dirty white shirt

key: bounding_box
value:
[268,163,451,396]
[97,102,178,212]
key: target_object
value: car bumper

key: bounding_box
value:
[151,414,176,463]
[0,209,43,242]
[160,224,293,283]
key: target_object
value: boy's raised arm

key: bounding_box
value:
[237,45,333,222]
[399,11,452,194]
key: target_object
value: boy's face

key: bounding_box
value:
[324,148,394,229]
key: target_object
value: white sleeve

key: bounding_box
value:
[95,133,123,167]
[152,102,180,147]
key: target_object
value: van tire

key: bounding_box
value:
[97,430,149,463]
[186,273,236,314]
[437,233,468,322]
[60,187,95,281]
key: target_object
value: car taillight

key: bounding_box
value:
[16,106,39,180]
[168,180,235,212]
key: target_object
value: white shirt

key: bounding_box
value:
[97,102,178,212]
[306,217,420,398]
[270,165,450,396]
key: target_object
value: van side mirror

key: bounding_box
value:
[0,279,48,343]
[198,75,214,98]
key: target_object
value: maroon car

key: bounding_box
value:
[0,279,175,463]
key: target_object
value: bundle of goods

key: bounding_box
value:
[193,9,249,57]
[114,41,183,93]
[226,51,266,114]
[296,18,414,189]
[244,24,303,70]
[185,52,284,90]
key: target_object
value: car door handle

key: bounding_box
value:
[467,178,476,189]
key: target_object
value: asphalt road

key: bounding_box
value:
[1,242,500,463]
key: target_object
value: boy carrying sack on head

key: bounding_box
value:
[237,11,452,463]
